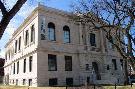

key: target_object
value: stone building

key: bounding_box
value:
[4,4,126,87]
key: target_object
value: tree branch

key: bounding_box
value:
[0,0,7,16]
[0,0,27,39]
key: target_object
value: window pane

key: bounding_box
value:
[23,59,26,73]
[29,79,32,86]
[49,78,57,86]
[15,40,17,53]
[63,26,70,43]
[112,59,117,70]
[66,78,73,86]
[64,30,70,43]
[16,79,18,85]
[86,64,90,71]
[65,56,72,71]
[31,25,35,42]
[25,30,29,45]
[92,62,101,80]
[48,22,55,41]
[90,33,96,46]
[48,54,57,71]
[13,63,15,74]
[23,79,26,85]
[18,37,21,50]
[120,59,123,69]
[29,56,32,72]
[17,61,19,74]
[48,28,55,41]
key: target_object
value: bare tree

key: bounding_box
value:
[0,0,27,39]
[72,0,135,72]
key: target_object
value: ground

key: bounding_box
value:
[0,85,135,89]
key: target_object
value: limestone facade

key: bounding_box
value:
[4,4,126,87]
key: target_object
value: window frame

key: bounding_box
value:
[29,56,32,72]
[112,59,117,70]
[15,40,17,53]
[31,24,35,42]
[48,22,56,41]
[17,61,19,74]
[63,26,70,43]
[48,54,57,71]
[28,79,32,86]
[49,78,58,86]
[89,33,96,46]
[13,63,15,74]
[85,64,90,71]
[65,56,72,71]
[66,78,73,86]
[18,36,21,51]
[23,59,26,73]
[25,30,29,46]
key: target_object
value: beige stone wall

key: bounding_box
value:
[4,5,126,87]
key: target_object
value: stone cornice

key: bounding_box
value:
[5,4,73,48]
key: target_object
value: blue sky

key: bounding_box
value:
[0,0,73,58]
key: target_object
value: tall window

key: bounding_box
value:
[92,62,101,80]
[29,79,32,86]
[29,56,32,72]
[48,54,57,71]
[13,63,15,74]
[16,79,18,85]
[31,25,35,42]
[17,61,19,74]
[48,22,55,41]
[23,59,26,73]
[15,40,17,53]
[90,33,96,46]
[87,77,90,84]
[112,59,117,70]
[120,59,123,70]
[49,78,57,86]
[25,30,29,45]
[23,79,26,85]
[86,64,90,71]
[65,56,72,71]
[18,37,21,51]
[63,26,70,43]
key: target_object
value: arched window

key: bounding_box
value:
[48,22,55,41]
[63,26,70,43]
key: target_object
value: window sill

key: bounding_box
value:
[63,42,71,44]
[65,70,72,71]
[48,70,57,71]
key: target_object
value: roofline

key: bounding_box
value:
[5,4,73,48]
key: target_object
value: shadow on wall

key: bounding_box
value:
[0,58,5,84]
